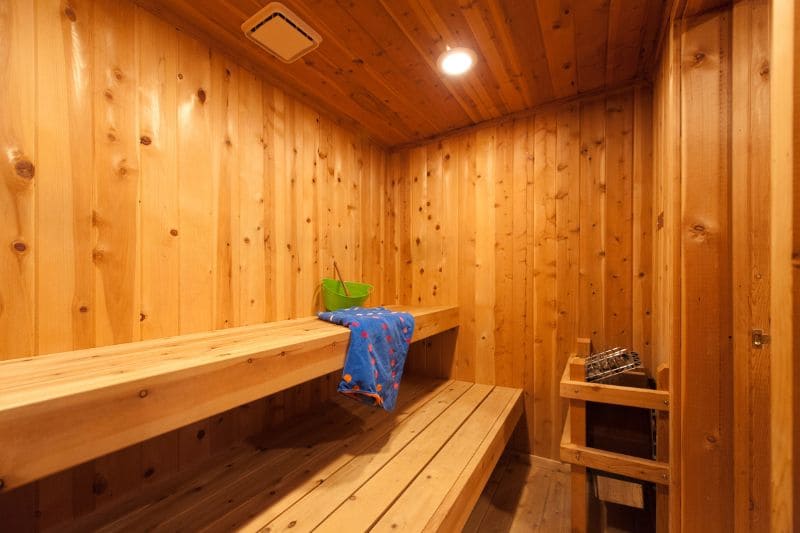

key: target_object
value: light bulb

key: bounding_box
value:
[438,47,476,76]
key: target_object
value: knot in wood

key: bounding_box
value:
[140,135,152,145]
[64,6,77,21]
[197,88,207,103]
[11,240,27,253]
[14,159,35,179]
[139,389,148,398]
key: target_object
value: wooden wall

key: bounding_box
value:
[652,1,772,531]
[0,0,386,528]
[384,87,654,458]
[770,0,799,530]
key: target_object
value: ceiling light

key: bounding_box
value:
[438,47,476,76]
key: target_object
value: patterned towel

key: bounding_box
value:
[318,307,415,411]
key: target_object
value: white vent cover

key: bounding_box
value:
[241,2,322,63]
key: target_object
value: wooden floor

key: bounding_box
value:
[465,453,571,532]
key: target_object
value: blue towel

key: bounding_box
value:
[318,307,415,411]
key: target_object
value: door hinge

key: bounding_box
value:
[752,329,771,348]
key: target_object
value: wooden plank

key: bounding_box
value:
[376,388,523,533]
[455,133,477,382]
[532,112,558,458]
[317,384,500,531]
[83,377,448,532]
[554,104,581,454]
[473,127,496,385]
[568,350,588,533]
[652,18,683,530]
[573,0,610,92]
[604,91,634,349]
[632,86,654,371]
[92,0,140,348]
[535,0,579,97]
[656,364,670,533]
[0,0,36,361]
[560,442,670,485]
[578,99,607,348]
[211,54,239,331]
[0,305,458,490]
[237,67,266,326]
[35,0,94,359]
[679,10,733,531]
[177,30,214,335]
[493,120,514,387]
[138,9,179,341]
[254,382,479,532]
[510,116,534,452]
[769,0,800,530]
[559,380,670,411]
[731,2,771,532]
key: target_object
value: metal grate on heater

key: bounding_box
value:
[584,347,642,382]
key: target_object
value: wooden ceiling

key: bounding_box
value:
[135,0,667,146]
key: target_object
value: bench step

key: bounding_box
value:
[0,306,458,491]
[59,377,522,533]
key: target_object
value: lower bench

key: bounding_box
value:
[60,377,523,533]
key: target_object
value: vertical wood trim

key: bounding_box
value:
[474,127,496,385]
[770,0,800,530]
[554,104,581,454]
[732,1,771,531]
[532,112,558,457]
[633,87,654,372]
[578,99,607,348]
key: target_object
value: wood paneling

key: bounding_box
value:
[652,14,683,531]
[0,0,386,527]
[770,0,800,531]
[130,0,665,146]
[731,1,771,531]
[680,11,733,533]
[652,3,772,530]
[385,88,653,457]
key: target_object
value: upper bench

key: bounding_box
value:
[0,305,459,491]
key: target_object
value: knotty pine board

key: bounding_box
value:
[0,0,387,528]
[386,88,654,458]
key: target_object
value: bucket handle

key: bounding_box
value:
[333,261,351,296]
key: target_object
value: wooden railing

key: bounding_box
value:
[560,338,670,532]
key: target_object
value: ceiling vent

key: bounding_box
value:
[241,2,322,63]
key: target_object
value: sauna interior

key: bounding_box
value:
[0,0,797,531]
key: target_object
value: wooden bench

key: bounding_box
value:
[0,306,458,490]
[58,377,522,532]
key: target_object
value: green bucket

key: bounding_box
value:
[321,278,373,311]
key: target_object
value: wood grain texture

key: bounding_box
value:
[651,14,684,530]
[0,306,457,492]
[679,10,733,532]
[0,0,390,526]
[128,0,664,146]
[386,88,653,457]
[36,378,521,533]
[731,1,771,531]
[770,0,800,531]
